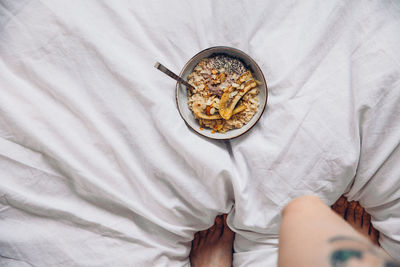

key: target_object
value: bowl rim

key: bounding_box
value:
[175,46,268,140]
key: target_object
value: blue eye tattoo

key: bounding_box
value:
[330,249,363,266]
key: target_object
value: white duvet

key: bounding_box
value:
[0,0,399,266]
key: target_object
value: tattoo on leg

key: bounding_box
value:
[328,236,379,256]
[328,236,400,267]
[330,249,362,267]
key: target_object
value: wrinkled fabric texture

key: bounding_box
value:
[0,0,399,266]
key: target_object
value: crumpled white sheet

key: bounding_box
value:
[0,0,399,266]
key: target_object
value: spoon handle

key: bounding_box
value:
[154,62,195,92]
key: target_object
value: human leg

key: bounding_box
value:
[278,195,398,267]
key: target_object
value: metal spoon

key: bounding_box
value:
[154,62,195,92]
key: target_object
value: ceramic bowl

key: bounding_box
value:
[176,46,267,140]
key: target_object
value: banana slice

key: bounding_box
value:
[192,102,247,120]
[231,104,247,114]
[218,80,257,120]
[238,71,252,84]
[192,103,221,120]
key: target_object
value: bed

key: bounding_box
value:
[1,0,399,266]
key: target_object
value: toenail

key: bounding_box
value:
[356,205,363,214]
[337,197,345,206]
[349,201,357,209]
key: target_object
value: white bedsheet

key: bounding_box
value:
[1,0,399,266]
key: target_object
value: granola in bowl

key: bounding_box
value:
[187,55,260,133]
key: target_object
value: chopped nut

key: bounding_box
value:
[220,73,226,82]
[206,105,212,116]
[211,79,220,85]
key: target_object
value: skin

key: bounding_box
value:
[189,196,396,267]
[190,215,234,267]
[331,196,380,246]
[278,196,394,267]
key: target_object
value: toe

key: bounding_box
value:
[215,215,224,235]
[370,225,380,246]
[192,233,200,250]
[221,214,235,242]
[199,229,207,238]
[362,211,371,236]
[198,230,207,247]
[354,202,364,227]
[208,216,222,242]
[208,222,217,233]
[347,201,357,224]
[332,196,348,219]
[216,215,223,227]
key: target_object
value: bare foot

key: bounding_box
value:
[332,196,380,245]
[190,214,235,267]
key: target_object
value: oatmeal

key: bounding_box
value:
[187,55,260,133]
